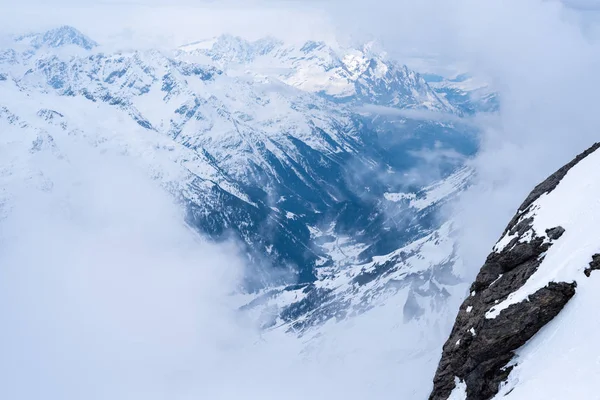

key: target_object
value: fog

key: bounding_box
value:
[0,138,251,399]
[0,126,452,398]
[2,0,600,398]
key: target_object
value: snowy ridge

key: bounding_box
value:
[424,72,498,115]
[488,144,600,398]
[179,34,455,112]
[15,26,98,51]
[487,146,600,318]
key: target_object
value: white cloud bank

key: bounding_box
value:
[0,136,456,399]
[0,139,249,399]
[0,94,453,399]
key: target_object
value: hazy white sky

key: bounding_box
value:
[2,0,599,60]
[0,1,337,49]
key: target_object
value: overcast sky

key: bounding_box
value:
[2,0,599,57]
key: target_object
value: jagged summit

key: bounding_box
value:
[180,34,453,111]
[179,34,280,57]
[179,34,282,64]
[15,25,97,50]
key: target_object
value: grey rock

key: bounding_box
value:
[431,276,575,400]
[546,226,565,240]
[584,253,600,277]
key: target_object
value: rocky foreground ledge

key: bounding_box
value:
[429,142,600,400]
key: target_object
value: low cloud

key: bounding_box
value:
[0,144,246,399]
[330,0,600,276]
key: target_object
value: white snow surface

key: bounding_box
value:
[411,167,473,210]
[179,35,455,112]
[448,378,467,400]
[483,145,600,399]
[487,149,600,319]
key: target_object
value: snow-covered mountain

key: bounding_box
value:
[15,25,98,51]
[430,142,600,399]
[0,25,488,376]
[0,25,480,286]
[0,24,515,400]
[180,35,455,111]
[6,22,600,400]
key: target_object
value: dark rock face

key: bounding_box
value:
[430,281,575,400]
[545,226,565,240]
[429,226,575,400]
[430,142,600,400]
[584,254,600,277]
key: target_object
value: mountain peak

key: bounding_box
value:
[15,26,97,50]
[179,34,283,64]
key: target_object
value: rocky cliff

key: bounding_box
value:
[430,142,600,400]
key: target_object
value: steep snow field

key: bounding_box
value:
[491,146,600,399]
[430,142,600,400]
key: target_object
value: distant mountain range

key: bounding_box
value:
[0,25,494,358]
[5,24,598,400]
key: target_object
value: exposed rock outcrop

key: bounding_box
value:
[429,142,600,400]
[584,253,600,277]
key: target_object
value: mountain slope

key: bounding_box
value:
[430,142,600,400]
[0,26,479,290]
[243,167,472,332]
[0,26,494,399]
[15,26,98,51]
[424,73,498,115]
